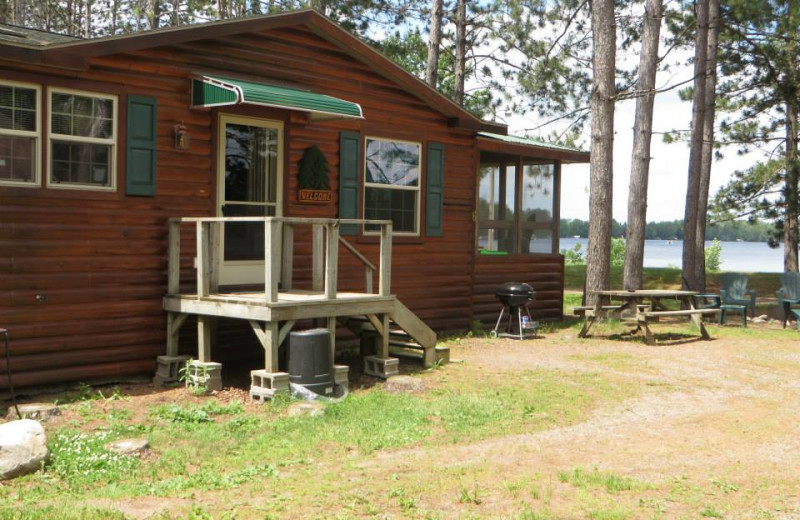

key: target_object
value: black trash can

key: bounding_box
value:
[288,328,335,396]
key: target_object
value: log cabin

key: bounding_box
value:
[0,9,589,396]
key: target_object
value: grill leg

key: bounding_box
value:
[490,306,506,338]
[517,307,524,340]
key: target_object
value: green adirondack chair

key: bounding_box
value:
[777,272,800,328]
[719,273,757,320]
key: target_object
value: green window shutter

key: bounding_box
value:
[425,142,445,236]
[339,131,361,235]
[126,95,158,196]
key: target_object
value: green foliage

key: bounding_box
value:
[48,431,139,486]
[179,359,210,396]
[297,145,330,190]
[151,400,243,424]
[561,242,585,264]
[610,237,626,267]
[560,218,774,242]
[700,506,724,518]
[557,467,641,493]
[705,238,723,272]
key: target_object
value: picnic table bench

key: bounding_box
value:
[578,290,720,345]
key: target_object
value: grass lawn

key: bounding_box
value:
[3,318,800,519]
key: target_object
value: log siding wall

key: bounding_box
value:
[0,25,564,390]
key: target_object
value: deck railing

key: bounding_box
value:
[167,217,392,303]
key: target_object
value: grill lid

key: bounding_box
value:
[495,282,535,297]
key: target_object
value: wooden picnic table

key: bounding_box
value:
[578,289,719,345]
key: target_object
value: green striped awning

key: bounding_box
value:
[191,75,363,119]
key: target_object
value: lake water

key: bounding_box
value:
[559,238,785,273]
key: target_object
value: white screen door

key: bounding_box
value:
[217,115,283,285]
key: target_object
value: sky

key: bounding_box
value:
[505,55,762,224]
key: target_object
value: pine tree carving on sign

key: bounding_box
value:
[298,145,333,203]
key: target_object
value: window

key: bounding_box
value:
[363,137,420,234]
[477,157,558,254]
[0,81,40,186]
[48,88,117,190]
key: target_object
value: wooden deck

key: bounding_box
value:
[157,217,438,391]
[163,290,397,321]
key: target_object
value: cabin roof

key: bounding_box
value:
[0,23,81,46]
[0,10,500,132]
[477,132,590,164]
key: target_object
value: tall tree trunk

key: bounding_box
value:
[84,0,91,38]
[783,0,800,272]
[111,0,119,34]
[693,0,720,289]
[425,0,443,88]
[623,0,663,290]
[12,0,22,25]
[681,0,709,291]
[785,101,799,272]
[171,0,181,26]
[453,0,467,105]
[585,0,616,305]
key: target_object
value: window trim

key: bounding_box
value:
[362,135,422,237]
[0,80,41,188]
[46,86,118,192]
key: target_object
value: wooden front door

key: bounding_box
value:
[217,114,283,285]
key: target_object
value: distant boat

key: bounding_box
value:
[666,240,673,245]
[573,235,580,239]
[736,239,744,242]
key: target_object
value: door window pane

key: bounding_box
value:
[222,122,279,262]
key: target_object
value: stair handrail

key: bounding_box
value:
[338,237,376,293]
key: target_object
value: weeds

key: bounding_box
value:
[48,430,139,486]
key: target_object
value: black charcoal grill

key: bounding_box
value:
[490,282,539,340]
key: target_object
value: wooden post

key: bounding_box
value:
[365,267,374,294]
[379,223,392,296]
[197,315,212,362]
[325,223,339,300]
[327,316,337,362]
[196,221,210,297]
[312,224,324,292]
[166,312,188,357]
[380,313,390,358]
[249,320,280,372]
[208,221,219,293]
[168,220,180,295]
[264,219,280,303]
[281,223,294,291]
[264,321,279,372]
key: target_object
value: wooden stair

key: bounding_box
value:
[341,300,449,367]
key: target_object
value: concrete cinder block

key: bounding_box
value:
[186,360,222,392]
[363,356,399,379]
[249,370,290,402]
[153,355,191,386]
[333,364,350,391]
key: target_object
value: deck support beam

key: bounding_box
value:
[197,315,213,363]
[166,312,189,357]
[249,320,280,372]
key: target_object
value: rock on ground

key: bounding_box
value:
[6,403,60,422]
[287,402,325,417]
[0,419,49,480]
[107,438,150,457]
[383,375,426,393]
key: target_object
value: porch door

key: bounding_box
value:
[217,115,283,286]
